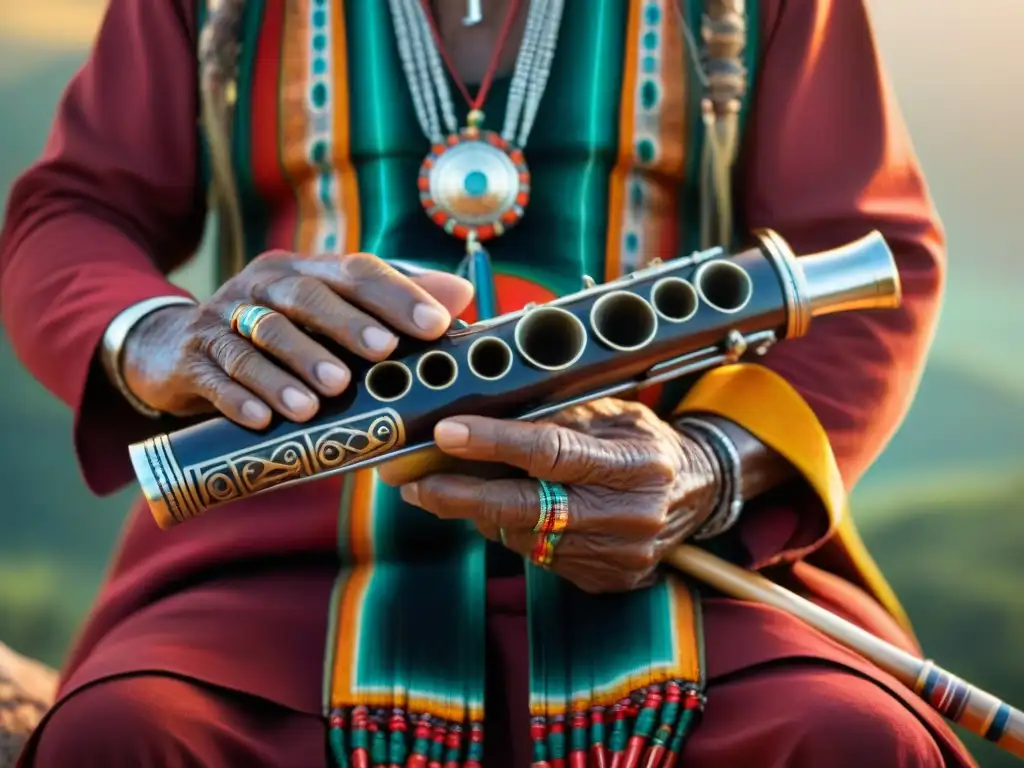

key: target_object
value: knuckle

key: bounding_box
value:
[341,251,388,282]
[644,452,678,485]
[417,481,450,512]
[196,327,230,360]
[630,518,663,540]
[510,487,537,526]
[482,489,513,526]
[637,542,660,569]
[612,439,646,468]
[548,405,585,428]
[209,335,262,380]
[250,248,291,266]
[185,306,220,339]
[469,482,493,510]
[251,313,287,348]
[415,483,441,510]
[225,349,265,381]
[186,362,228,400]
[529,427,569,474]
[262,274,309,309]
[619,542,659,570]
[635,506,669,536]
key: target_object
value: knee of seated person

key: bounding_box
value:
[30,675,202,767]
[786,669,945,766]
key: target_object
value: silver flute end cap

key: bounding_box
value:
[128,438,181,530]
[796,230,903,319]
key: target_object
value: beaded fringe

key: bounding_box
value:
[328,681,704,768]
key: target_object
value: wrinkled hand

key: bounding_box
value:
[121,251,473,427]
[379,399,722,594]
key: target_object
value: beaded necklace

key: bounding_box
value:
[388,0,566,317]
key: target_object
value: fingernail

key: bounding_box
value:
[241,400,271,425]
[435,420,470,447]
[362,326,397,353]
[400,483,420,505]
[413,302,448,333]
[282,387,317,417]
[316,361,350,390]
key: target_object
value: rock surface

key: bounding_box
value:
[0,643,55,768]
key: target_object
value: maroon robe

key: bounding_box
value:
[0,0,976,765]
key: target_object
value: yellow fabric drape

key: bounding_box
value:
[674,363,913,634]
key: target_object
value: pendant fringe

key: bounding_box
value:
[329,683,703,768]
[456,240,497,321]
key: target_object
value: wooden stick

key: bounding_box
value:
[666,544,1024,760]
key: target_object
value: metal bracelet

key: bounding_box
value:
[678,416,745,541]
[100,296,198,419]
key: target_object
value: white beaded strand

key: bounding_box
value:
[515,0,563,146]
[500,0,549,141]
[391,0,562,150]
[388,0,442,142]
[408,0,460,134]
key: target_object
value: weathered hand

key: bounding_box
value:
[120,251,473,427]
[382,399,722,594]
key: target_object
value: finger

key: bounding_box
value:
[202,328,320,422]
[296,252,472,339]
[432,417,661,490]
[400,475,544,533]
[245,310,352,395]
[376,447,456,487]
[408,271,475,318]
[253,275,401,361]
[376,449,517,487]
[377,451,522,487]
[184,359,273,429]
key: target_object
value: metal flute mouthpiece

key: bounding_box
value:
[755,229,900,338]
[129,229,902,528]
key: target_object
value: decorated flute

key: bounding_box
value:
[129,228,900,528]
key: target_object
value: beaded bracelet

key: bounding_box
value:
[677,417,745,541]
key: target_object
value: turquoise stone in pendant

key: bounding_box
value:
[463,169,488,197]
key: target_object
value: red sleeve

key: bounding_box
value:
[0,0,205,495]
[678,0,944,575]
[744,0,944,486]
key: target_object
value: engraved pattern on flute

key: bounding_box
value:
[157,434,203,522]
[144,435,194,523]
[179,410,406,515]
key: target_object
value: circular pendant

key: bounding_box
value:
[418,128,530,242]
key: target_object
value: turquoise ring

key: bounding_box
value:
[230,303,278,343]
